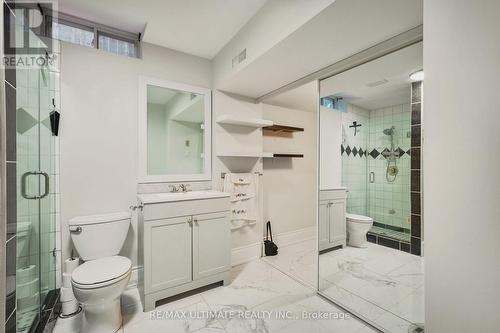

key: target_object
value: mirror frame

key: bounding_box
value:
[138,76,212,183]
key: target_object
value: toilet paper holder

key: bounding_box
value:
[69,226,82,234]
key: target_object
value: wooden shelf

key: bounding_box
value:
[263,124,304,133]
[216,115,273,128]
[263,153,304,158]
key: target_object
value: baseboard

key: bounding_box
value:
[231,242,261,266]
[270,226,315,248]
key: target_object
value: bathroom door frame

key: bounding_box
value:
[314,37,424,333]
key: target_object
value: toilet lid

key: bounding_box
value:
[72,256,131,285]
[346,213,373,223]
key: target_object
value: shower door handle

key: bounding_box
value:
[40,172,50,199]
[21,171,50,200]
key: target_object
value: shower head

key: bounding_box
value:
[383,126,395,136]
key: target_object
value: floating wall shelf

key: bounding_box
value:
[263,124,304,133]
[217,152,273,158]
[216,115,273,128]
[263,153,304,158]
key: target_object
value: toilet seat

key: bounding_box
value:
[72,256,131,289]
[346,213,373,224]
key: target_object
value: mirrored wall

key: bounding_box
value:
[317,42,424,332]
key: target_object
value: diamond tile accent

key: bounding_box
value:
[17,108,38,135]
[369,149,380,158]
[341,144,345,155]
[345,146,351,156]
[352,147,358,156]
[359,148,364,157]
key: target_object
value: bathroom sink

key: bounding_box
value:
[138,191,230,204]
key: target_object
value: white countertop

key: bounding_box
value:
[138,191,230,204]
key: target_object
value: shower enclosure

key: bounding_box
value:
[341,103,412,248]
[6,9,58,332]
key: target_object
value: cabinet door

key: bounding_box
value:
[193,212,230,280]
[329,199,346,244]
[318,200,330,251]
[144,216,192,293]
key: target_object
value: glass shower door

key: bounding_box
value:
[15,54,56,332]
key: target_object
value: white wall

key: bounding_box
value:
[424,1,500,331]
[319,106,342,189]
[60,42,211,270]
[212,91,264,263]
[213,0,334,89]
[262,104,317,237]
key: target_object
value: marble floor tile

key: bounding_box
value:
[319,243,424,331]
[262,239,317,288]
[372,311,413,333]
[116,258,377,333]
[201,260,311,312]
[388,288,425,324]
[319,283,387,322]
[385,260,424,289]
[123,295,225,333]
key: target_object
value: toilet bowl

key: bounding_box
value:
[69,212,131,333]
[72,256,131,333]
[346,213,373,248]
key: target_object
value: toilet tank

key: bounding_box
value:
[69,212,131,261]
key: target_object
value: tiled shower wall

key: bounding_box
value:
[367,104,411,231]
[341,104,368,216]
[410,81,423,256]
[341,102,411,233]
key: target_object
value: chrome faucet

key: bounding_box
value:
[179,184,191,193]
[169,184,179,192]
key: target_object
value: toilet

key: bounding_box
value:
[346,213,373,248]
[69,212,132,333]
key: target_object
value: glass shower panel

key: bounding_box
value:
[15,30,56,333]
[367,105,411,232]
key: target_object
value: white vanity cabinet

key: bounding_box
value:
[319,189,347,251]
[138,192,231,311]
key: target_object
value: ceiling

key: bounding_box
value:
[217,0,423,98]
[263,81,318,112]
[320,42,423,110]
[57,0,268,59]
[338,79,411,110]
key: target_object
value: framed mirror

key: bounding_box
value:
[139,77,212,182]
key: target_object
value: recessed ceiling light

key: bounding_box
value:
[410,70,424,82]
